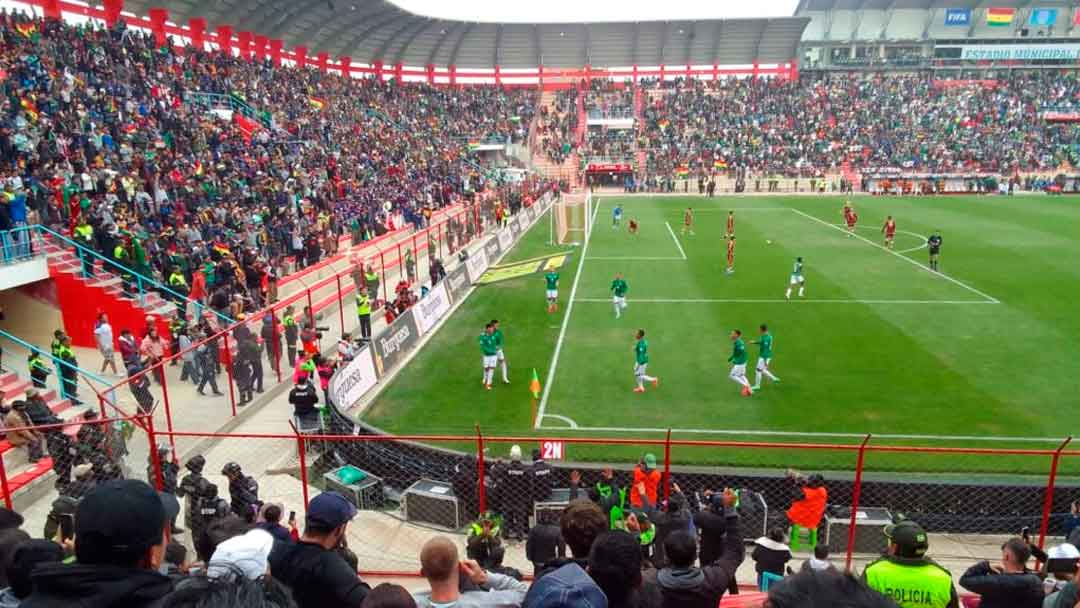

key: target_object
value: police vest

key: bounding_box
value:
[356,294,371,315]
[74,224,93,242]
[863,558,954,608]
[169,273,187,287]
[365,272,378,283]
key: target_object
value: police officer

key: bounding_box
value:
[222,462,260,523]
[356,292,372,341]
[364,265,379,303]
[27,351,51,388]
[191,476,229,538]
[529,448,553,505]
[147,444,179,493]
[176,455,207,532]
[283,305,299,366]
[73,217,95,277]
[56,336,80,404]
[862,520,959,608]
[498,445,529,541]
[43,463,95,541]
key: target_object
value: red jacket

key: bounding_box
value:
[631,465,661,508]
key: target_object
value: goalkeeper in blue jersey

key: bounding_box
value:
[612,204,623,229]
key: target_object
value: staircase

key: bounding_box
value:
[530,90,581,184]
[841,159,860,189]
[0,369,84,508]
[575,87,587,147]
[633,84,647,174]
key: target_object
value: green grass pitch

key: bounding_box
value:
[362,194,1080,474]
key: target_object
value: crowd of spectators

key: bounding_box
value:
[641,73,1080,179]
[584,81,634,120]
[535,89,578,165]
[584,126,636,161]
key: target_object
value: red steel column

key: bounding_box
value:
[216,25,233,55]
[713,62,719,81]
[845,435,872,571]
[254,35,268,61]
[426,63,435,84]
[103,0,123,26]
[317,52,329,73]
[632,64,638,83]
[752,60,760,80]
[340,56,352,77]
[188,17,206,51]
[494,64,501,86]
[237,31,253,61]
[538,64,544,87]
[374,60,384,81]
[42,0,61,20]
[294,46,308,67]
[269,39,283,66]
[148,7,168,47]
[394,62,403,82]
[449,64,457,86]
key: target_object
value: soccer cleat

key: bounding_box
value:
[485,384,492,391]
[752,384,761,391]
[633,387,646,393]
[503,379,511,384]
[652,378,659,388]
[741,386,752,396]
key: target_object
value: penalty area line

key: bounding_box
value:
[791,208,1001,304]
[664,221,688,260]
[574,298,996,305]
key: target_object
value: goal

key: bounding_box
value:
[551,191,593,245]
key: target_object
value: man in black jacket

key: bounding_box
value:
[222,462,260,523]
[268,491,370,608]
[959,537,1043,608]
[22,479,174,608]
[534,499,608,581]
[289,374,320,427]
[645,488,744,608]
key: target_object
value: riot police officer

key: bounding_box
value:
[529,448,553,505]
[222,462,260,522]
[498,445,530,541]
[147,444,179,493]
[43,463,95,541]
[176,455,207,532]
[191,477,230,539]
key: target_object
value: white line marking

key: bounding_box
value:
[670,207,791,212]
[587,256,685,261]
[791,208,1000,304]
[535,197,601,430]
[540,414,580,429]
[535,423,1066,444]
[664,221,688,260]
[574,298,995,305]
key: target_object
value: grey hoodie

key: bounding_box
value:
[0,588,20,608]
[413,572,528,608]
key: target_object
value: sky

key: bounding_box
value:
[391,0,802,23]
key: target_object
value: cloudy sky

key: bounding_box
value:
[391,0,802,23]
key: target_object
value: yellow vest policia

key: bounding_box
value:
[863,556,955,608]
[356,294,371,316]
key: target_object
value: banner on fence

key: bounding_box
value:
[476,252,572,285]
[483,237,502,264]
[509,217,522,239]
[497,228,514,251]
[330,346,378,408]
[939,43,1080,61]
[465,247,490,284]
[516,213,529,234]
[414,281,452,335]
[445,264,470,301]
[373,309,420,376]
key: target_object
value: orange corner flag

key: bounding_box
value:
[529,368,541,399]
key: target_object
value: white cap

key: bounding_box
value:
[207,529,275,581]
[1048,543,1080,559]
[509,445,522,460]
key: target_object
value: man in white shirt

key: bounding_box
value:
[413,536,528,608]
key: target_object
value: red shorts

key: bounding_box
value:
[885,231,895,239]
[846,219,857,228]
[727,254,734,264]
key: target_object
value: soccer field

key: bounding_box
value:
[363,194,1080,473]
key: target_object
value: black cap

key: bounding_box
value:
[75,480,167,565]
[0,508,24,531]
[884,520,929,558]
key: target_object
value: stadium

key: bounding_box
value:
[0,0,1077,605]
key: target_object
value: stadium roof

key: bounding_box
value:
[121,0,810,68]
[796,0,1058,10]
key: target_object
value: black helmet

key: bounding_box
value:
[185,454,206,474]
[222,462,242,476]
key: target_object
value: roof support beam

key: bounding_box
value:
[426,22,464,65]
[494,24,503,67]
[879,0,899,39]
[658,21,669,67]
[292,6,384,55]
[754,19,769,61]
[326,12,409,59]
[390,19,438,65]
[684,22,694,66]
[447,23,475,67]
[710,20,724,65]
[374,17,425,63]
[582,24,591,66]
[632,22,640,66]
[533,24,542,67]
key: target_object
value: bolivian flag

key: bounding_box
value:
[467,140,481,151]
[714,158,728,169]
[194,161,204,176]
[15,22,37,40]
[987,7,1015,26]
[658,118,670,129]
[676,165,690,177]
[20,98,38,122]
[308,97,326,111]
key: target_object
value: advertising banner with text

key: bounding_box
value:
[372,309,420,377]
[330,346,378,408]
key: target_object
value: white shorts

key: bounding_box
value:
[482,355,498,368]
[756,358,771,372]
[634,363,648,376]
[496,348,506,361]
[546,289,558,299]
[730,364,747,378]
[613,296,626,307]
[789,275,805,285]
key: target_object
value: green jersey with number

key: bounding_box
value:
[545,272,559,290]
[754,333,773,359]
[792,260,803,277]
[611,279,628,297]
[729,338,748,365]
[492,329,504,349]
[479,333,498,356]
[634,339,649,365]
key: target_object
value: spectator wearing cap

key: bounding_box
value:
[861,520,958,608]
[645,488,744,608]
[523,562,607,608]
[630,454,660,510]
[587,530,661,608]
[959,537,1043,608]
[288,373,320,429]
[413,536,527,608]
[535,499,608,581]
[268,491,370,608]
[22,479,175,608]
[1042,543,1080,608]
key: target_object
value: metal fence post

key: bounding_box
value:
[1037,436,1073,554]
[223,334,238,417]
[476,425,486,513]
[662,429,672,503]
[305,287,313,316]
[0,444,11,510]
[380,251,388,304]
[336,275,346,336]
[845,434,872,572]
[147,414,165,491]
[158,361,177,455]
[290,421,310,510]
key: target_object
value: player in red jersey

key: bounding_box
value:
[682,207,695,236]
[882,215,897,249]
[725,236,736,274]
[726,210,735,238]
[628,218,639,235]
[843,201,858,236]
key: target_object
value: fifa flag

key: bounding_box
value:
[1029,8,1057,26]
[986,7,1015,26]
[944,8,971,26]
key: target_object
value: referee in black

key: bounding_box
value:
[927,231,943,272]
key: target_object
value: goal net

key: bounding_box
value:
[552,191,592,245]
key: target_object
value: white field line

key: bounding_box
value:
[535,197,601,430]
[790,208,1001,304]
[587,256,685,261]
[537,418,1066,443]
[664,221,688,260]
[573,298,994,305]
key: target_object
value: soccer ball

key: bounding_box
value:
[766,240,773,245]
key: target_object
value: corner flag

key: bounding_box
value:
[529,368,542,399]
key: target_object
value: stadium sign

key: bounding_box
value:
[373,309,420,377]
[944,8,971,26]
[330,346,378,408]
[942,43,1080,61]
[465,247,491,283]
[483,236,502,263]
[586,163,633,173]
[497,227,514,251]
[414,282,452,335]
[445,264,470,301]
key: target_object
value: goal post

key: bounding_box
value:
[551,191,592,245]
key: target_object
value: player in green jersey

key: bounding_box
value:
[545,271,560,313]
[491,319,509,384]
[610,273,629,318]
[785,256,805,299]
[751,324,780,390]
[633,329,659,393]
[728,329,753,396]
[479,323,499,390]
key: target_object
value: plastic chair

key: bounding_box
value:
[789,524,818,551]
[759,571,784,592]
